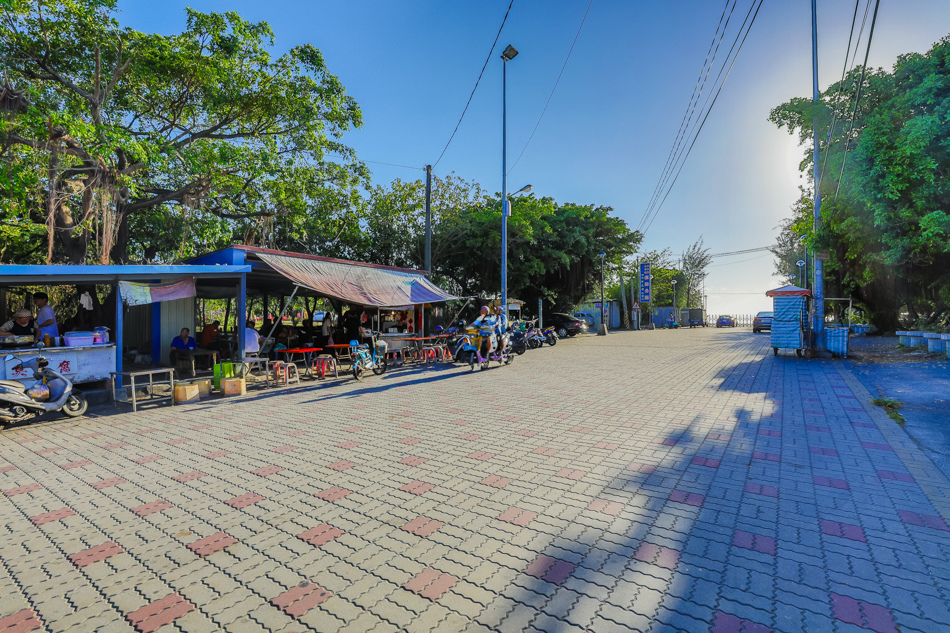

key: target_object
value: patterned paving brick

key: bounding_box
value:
[132,454,163,464]
[0,608,42,633]
[315,486,352,502]
[831,593,898,633]
[3,483,42,496]
[271,444,298,453]
[525,555,576,585]
[459,433,481,441]
[187,532,238,556]
[626,462,656,474]
[335,441,361,449]
[298,524,345,547]
[90,477,126,489]
[30,507,77,526]
[203,449,231,459]
[61,459,93,469]
[691,456,721,468]
[634,542,681,570]
[555,468,586,480]
[877,469,915,483]
[226,493,265,509]
[271,583,331,618]
[131,500,174,517]
[752,451,781,462]
[399,455,428,466]
[898,510,950,532]
[498,507,538,527]
[820,519,867,543]
[252,465,284,477]
[732,530,777,556]
[404,568,459,601]
[711,610,773,633]
[744,482,779,498]
[466,450,495,461]
[814,476,850,490]
[326,460,356,471]
[480,475,513,488]
[669,489,705,506]
[516,429,537,437]
[68,542,125,568]
[587,499,624,516]
[126,593,195,633]
[402,516,444,537]
[172,471,208,483]
[400,480,435,495]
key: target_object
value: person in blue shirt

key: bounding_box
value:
[170,327,197,364]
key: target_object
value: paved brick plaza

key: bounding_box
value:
[2,328,949,633]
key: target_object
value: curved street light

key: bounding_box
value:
[500,44,519,320]
[598,252,607,335]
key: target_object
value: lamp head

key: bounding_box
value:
[790,274,797,280]
[598,251,606,259]
[516,184,532,194]
[501,45,519,61]
[796,260,805,267]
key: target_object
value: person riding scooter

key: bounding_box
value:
[472,306,497,358]
[493,306,508,356]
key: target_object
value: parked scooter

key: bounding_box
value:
[349,332,388,381]
[525,322,545,349]
[508,328,528,355]
[543,325,559,346]
[1,350,88,425]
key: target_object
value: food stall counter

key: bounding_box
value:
[2,344,117,388]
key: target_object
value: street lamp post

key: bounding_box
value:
[598,251,607,335]
[790,274,797,284]
[671,279,677,325]
[500,44,518,322]
[796,260,805,285]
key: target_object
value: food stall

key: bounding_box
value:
[0,265,250,388]
[765,284,811,357]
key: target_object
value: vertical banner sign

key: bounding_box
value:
[639,263,652,303]
[538,299,543,330]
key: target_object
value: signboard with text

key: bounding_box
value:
[639,263,652,303]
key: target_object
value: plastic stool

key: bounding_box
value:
[271,361,300,386]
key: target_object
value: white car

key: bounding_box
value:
[573,311,596,328]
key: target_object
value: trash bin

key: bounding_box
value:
[825,327,849,358]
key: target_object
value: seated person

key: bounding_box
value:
[0,309,37,338]
[200,320,220,348]
[170,327,197,364]
[245,320,263,355]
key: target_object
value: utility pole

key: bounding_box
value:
[811,0,825,350]
[424,164,432,274]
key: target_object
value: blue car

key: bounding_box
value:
[716,315,736,328]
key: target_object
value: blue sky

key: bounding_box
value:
[117,0,950,314]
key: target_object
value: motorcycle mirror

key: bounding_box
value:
[3,354,14,362]
[35,342,44,350]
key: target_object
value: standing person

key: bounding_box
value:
[0,309,37,338]
[200,320,220,348]
[33,292,58,342]
[321,312,333,346]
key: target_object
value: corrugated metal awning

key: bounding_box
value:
[766,285,812,297]
[256,252,458,308]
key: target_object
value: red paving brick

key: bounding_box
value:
[90,477,126,489]
[0,608,42,632]
[131,500,174,517]
[315,486,352,502]
[626,462,656,474]
[203,450,231,459]
[298,524,345,547]
[525,555,576,585]
[104,442,129,450]
[61,460,93,469]
[252,465,285,477]
[226,493,265,509]
[480,475,513,488]
[335,441,361,449]
[458,433,481,441]
[820,519,867,543]
[187,532,238,556]
[466,451,495,461]
[732,530,777,556]
[271,583,332,619]
[399,455,428,466]
[68,541,125,568]
[402,516,444,537]
[0,465,16,473]
[30,508,77,526]
[399,436,422,445]
[326,460,356,471]
[404,568,458,600]
[752,451,781,462]
[878,470,915,483]
[271,444,298,453]
[3,483,42,496]
[809,446,839,457]
[669,489,705,506]
[691,456,721,468]
[166,437,191,445]
[516,429,537,437]
[172,471,208,483]
[587,499,624,516]
[400,481,435,495]
[814,476,850,490]
[35,446,65,454]
[634,542,681,570]
[744,482,779,498]
[497,507,538,527]
[593,441,620,450]
[132,455,163,464]
[533,447,557,456]
[126,593,195,633]
[831,593,898,633]
[898,510,950,532]
[710,611,773,633]
[555,468,586,480]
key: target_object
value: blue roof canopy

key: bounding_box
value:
[0,265,250,285]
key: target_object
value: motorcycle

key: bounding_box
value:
[543,326,559,346]
[508,328,528,355]
[1,350,88,424]
[461,325,513,371]
[525,322,545,349]
[349,332,388,381]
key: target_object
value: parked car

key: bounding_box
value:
[716,315,736,328]
[573,311,596,328]
[753,311,774,333]
[546,313,588,338]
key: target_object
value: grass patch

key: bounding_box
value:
[871,397,906,425]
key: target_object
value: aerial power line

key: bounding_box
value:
[709,246,771,258]
[432,0,515,169]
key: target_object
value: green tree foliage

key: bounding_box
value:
[770,36,950,330]
[0,0,365,264]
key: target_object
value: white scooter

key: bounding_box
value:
[1,348,88,425]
